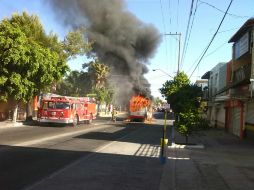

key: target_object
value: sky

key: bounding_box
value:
[1,0,254,99]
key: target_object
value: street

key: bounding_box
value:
[1,112,254,190]
[0,113,171,190]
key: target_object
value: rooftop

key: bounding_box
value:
[228,18,254,43]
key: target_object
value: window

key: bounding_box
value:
[43,102,48,109]
[48,102,54,109]
[55,102,70,109]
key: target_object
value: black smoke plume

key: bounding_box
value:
[47,0,161,104]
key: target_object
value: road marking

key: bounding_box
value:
[14,124,112,147]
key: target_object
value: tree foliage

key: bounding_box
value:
[56,70,92,97]
[62,28,92,59]
[160,72,206,142]
[83,59,110,89]
[0,12,66,102]
[93,87,113,105]
[0,12,92,103]
[56,59,113,105]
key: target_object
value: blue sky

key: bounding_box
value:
[1,0,254,99]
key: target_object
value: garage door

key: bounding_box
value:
[232,107,241,137]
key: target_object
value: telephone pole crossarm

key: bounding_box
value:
[164,33,181,74]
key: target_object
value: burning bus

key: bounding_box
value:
[129,95,151,122]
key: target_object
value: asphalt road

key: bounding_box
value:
[0,113,170,190]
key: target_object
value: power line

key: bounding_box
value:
[168,0,172,25]
[167,0,174,72]
[186,41,227,74]
[180,0,196,70]
[199,0,248,19]
[189,0,234,79]
[159,0,169,71]
[180,0,198,70]
[217,27,239,34]
[176,0,180,31]
[187,46,206,74]
[204,41,227,58]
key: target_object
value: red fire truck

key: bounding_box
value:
[37,95,97,126]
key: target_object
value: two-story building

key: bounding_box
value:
[202,18,254,139]
[202,62,228,128]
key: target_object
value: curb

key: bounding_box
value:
[168,143,205,149]
[0,121,25,128]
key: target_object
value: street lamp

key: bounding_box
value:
[152,69,174,79]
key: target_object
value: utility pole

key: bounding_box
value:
[164,33,181,145]
[165,33,181,74]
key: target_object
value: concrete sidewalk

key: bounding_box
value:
[0,120,25,128]
[164,128,254,190]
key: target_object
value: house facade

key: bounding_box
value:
[202,62,228,128]
[202,18,254,139]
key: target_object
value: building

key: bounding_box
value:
[202,62,229,128]
[202,18,254,139]
[226,18,254,138]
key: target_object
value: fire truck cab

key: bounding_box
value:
[37,96,97,126]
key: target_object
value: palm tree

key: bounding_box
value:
[88,59,109,88]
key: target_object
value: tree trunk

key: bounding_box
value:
[12,104,18,123]
[26,101,33,121]
[105,104,108,115]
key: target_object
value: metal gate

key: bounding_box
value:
[232,107,241,137]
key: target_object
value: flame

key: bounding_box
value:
[129,95,150,112]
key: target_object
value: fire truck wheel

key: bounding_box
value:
[73,115,79,127]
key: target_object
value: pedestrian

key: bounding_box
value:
[111,107,117,122]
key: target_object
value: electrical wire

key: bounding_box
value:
[180,0,199,71]
[204,41,228,58]
[189,0,234,79]
[159,0,169,71]
[199,0,248,19]
[167,0,174,72]
[168,0,172,25]
[176,0,180,31]
[217,27,239,34]
[180,0,196,70]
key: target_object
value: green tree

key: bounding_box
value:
[84,59,110,88]
[160,72,204,142]
[56,70,92,96]
[160,72,190,113]
[0,12,91,121]
[62,27,92,58]
[153,97,163,108]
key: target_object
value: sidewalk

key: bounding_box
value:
[0,120,25,128]
[164,128,254,190]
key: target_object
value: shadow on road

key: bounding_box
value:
[0,144,163,190]
[74,124,169,146]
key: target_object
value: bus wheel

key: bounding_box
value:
[88,114,93,124]
[73,115,79,127]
